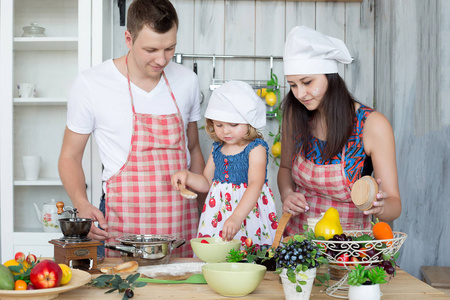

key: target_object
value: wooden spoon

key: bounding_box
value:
[271,212,292,249]
[178,182,198,200]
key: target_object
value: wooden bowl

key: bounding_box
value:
[351,176,378,211]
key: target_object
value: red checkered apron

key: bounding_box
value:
[105,58,198,257]
[285,147,371,237]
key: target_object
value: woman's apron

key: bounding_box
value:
[105,57,198,257]
[285,147,371,237]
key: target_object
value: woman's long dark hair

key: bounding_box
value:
[282,73,356,161]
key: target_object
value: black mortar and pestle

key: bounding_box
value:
[56,201,93,241]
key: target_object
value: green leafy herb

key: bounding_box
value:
[347,265,387,286]
[226,248,245,263]
[90,273,147,300]
[8,260,39,283]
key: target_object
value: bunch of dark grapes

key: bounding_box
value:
[325,234,356,258]
[274,239,321,270]
[379,259,396,276]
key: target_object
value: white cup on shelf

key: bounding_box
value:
[17,83,36,98]
[22,156,41,180]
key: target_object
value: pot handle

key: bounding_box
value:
[105,244,137,255]
[172,239,185,250]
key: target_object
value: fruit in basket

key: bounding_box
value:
[265,92,277,106]
[59,264,72,285]
[256,88,267,98]
[15,252,26,263]
[372,219,393,245]
[30,260,62,289]
[0,264,15,290]
[314,207,343,240]
[3,259,29,275]
[26,254,37,265]
[14,279,28,290]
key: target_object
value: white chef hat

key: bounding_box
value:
[205,81,266,129]
[284,26,352,75]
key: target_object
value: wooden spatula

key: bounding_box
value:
[271,212,292,250]
[178,182,198,200]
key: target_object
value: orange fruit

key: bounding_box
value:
[14,280,27,290]
[271,142,281,157]
[59,263,72,285]
[265,92,277,106]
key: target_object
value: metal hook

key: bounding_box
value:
[212,55,216,79]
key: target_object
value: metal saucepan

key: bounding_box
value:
[105,234,185,266]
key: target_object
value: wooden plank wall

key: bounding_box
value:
[376,0,450,279]
[112,0,375,231]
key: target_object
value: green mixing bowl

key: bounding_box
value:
[190,237,241,263]
[202,263,267,297]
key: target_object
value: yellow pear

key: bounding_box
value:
[314,207,343,240]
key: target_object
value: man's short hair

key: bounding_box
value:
[127,0,179,42]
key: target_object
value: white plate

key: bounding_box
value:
[0,268,91,300]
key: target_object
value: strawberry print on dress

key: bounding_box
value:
[197,138,278,247]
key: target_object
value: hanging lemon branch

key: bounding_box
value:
[259,72,283,166]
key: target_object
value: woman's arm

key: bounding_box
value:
[277,117,309,215]
[221,145,266,241]
[362,111,401,222]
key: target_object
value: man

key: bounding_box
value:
[59,0,204,257]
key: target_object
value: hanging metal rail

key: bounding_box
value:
[173,53,284,90]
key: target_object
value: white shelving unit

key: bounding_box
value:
[0,0,111,261]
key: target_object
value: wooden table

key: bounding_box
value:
[55,258,450,299]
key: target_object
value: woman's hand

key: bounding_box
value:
[221,215,242,241]
[363,178,387,217]
[282,191,309,216]
[171,170,189,190]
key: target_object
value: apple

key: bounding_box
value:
[26,254,37,265]
[30,260,62,289]
[15,252,26,263]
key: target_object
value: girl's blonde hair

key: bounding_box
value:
[205,119,263,143]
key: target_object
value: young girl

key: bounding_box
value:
[171,81,278,247]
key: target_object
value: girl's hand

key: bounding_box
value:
[282,191,309,216]
[171,170,189,190]
[364,178,387,217]
[222,215,241,241]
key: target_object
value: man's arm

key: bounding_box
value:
[186,121,206,211]
[58,127,110,240]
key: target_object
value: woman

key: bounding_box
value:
[278,26,401,235]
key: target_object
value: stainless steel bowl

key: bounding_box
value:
[58,218,92,239]
[105,234,185,266]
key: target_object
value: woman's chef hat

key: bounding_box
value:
[284,26,352,75]
[205,81,266,129]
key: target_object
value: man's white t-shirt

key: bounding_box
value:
[67,60,202,186]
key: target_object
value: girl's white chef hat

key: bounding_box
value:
[205,81,266,129]
[283,26,352,75]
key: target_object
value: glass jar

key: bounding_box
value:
[22,23,46,37]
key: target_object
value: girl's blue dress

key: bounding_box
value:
[197,138,279,247]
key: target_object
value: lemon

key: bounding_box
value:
[3,259,29,275]
[256,88,267,98]
[59,263,72,285]
[265,92,277,106]
[271,142,281,157]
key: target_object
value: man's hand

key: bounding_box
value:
[77,202,111,241]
